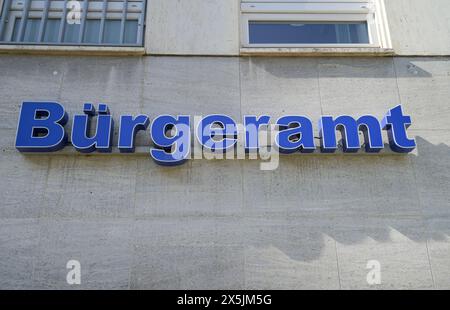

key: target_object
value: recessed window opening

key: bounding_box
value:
[249,21,370,44]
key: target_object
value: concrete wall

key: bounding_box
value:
[385,0,450,55]
[0,55,449,289]
[145,0,240,55]
[143,0,450,56]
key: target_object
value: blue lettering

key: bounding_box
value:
[276,115,315,153]
[381,105,416,153]
[150,115,190,166]
[118,115,150,153]
[196,115,237,152]
[244,115,271,151]
[16,104,416,157]
[319,115,384,153]
[15,101,68,152]
[71,103,114,153]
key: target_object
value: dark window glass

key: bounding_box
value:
[103,20,121,44]
[0,0,145,46]
[84,19,101,44]
[23,19,41,42]
[11,18,21,42]
[124,20,138,44]
[43,19,61,43]
[63,23,80,43]
[249,21,370,44]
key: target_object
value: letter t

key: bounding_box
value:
[381,105,416,153]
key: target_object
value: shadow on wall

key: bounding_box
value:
[250,139,447,262]
[5,134,447,290]
[132,135,448,261]
[16,134,448,262]
[244,56,433,79]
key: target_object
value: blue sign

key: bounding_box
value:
[15,102,417,166]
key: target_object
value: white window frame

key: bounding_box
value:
[240,0,392,50]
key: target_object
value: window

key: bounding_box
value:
[0,0,146,46]
[249,21,370,44]
[241,0,392,49]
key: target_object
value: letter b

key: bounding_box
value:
[15,102,68,152]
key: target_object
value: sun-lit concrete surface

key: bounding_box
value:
[385,0,450,55]
[145,0,240,55]
[1,0,449,57]
[0,55,449,289]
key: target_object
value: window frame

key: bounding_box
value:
[240,0,392,51]
[0,0,146,47]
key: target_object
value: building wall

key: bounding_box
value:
[1,0,450,291]
[144,0,450,56]
[385,0,450,55]
[145,0,240,55]
[1,55,449,289]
